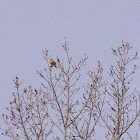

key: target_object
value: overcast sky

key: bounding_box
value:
[0,0,140,139]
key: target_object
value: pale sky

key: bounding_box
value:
[0,0,140,139]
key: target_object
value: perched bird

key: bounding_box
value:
[50,59,56,67]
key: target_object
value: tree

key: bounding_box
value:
[1,40,140,140]
[101,42,140,140]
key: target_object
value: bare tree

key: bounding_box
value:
[101,41,140,140]
[70,61,106,140]
[37,39,90,139]
[1,40,140,140]
[0,77,53,140]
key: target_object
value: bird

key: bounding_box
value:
[50,59,56,67]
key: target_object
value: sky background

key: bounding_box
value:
[0,0,140,139]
